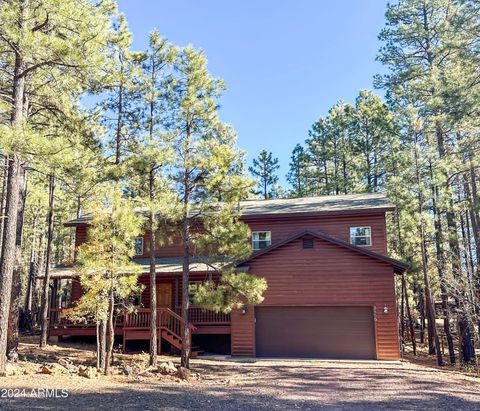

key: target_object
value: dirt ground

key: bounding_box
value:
[0,338,479,410]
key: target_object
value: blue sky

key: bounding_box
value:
[116,0,389,186]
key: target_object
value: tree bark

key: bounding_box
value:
[428,164,455,364]
[413,133,442,365]
[181,209,191,369]
[0,62,26,375]
[149,204,158,365]
[420,230,443,365]
[418,288,425,344]
[24,214,39,317]
[392,160,416,355]
[0,156,9,256]
[115,71,125,165]
[401,274,416,355]
[39,174,55,347]
[104,277,115,374]
[459,316,476,364]
[98,319,106,371]
[7,166,27,361]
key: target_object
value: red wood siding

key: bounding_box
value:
[243,213,387,254]
[73,226,185,257]
[133,231,184,258]
[75,225,87,248]
[72,212,387,257]
[231,306,256,356]
[231,236,399,360]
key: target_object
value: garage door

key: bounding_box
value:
[255,306,376,359]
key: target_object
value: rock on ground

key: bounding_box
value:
[78,366,97,379]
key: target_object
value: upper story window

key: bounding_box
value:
[134,237,144,256]
[252,231,271,251]
[350,227,372,247]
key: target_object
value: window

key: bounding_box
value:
[134,237,144,255]
[350,227,372,247]
[252,231,271,251]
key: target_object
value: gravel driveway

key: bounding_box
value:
[1,359,479,410]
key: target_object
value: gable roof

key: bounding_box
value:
[236,230,409,274]
[238,193,394,217]
[65,193,394,226]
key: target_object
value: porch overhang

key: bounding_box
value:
[39,257,230,281]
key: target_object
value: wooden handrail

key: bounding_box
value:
[162,308,197,330]
[178,307,230,325]
[124,308,196,337]
[50,307,231,330]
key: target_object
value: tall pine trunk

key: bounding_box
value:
[436,127,475,363]
[413,134,443,365]
[104,278,115,375]
[39,174,55,347]
[115,78,124,165]
[146,52,159,364]
[0,156,9,254]
[392,161,416,355]
[149,206,158,366]
[98,319,107,371]
[180,209,191,369]
[0,31,27,374]
[7,166,27,361]
[24,214,39,318]
[180,125,192,371]
[428,160,455,364]
[420,229,443,365]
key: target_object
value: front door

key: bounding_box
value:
[156,283,172,308]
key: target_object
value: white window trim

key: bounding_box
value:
[134,237,144,255]
[252,231,272,251]
[349,226,372,247]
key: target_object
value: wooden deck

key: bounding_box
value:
[49,307,231,339]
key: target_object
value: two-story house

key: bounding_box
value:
[48,193,407,360]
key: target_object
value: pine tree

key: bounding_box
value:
[306,117,332,195]
[350,90,396,192]
[249,150,280,199]
[167,46,266,370]
[69,187,144,374]
[126,30,177,367]
[0,0,115,375]
[101,14,144,166]
[376,0,479,364]
[287,144,309,197]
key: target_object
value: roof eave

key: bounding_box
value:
[64,206,396,227]
[240,206,395,220]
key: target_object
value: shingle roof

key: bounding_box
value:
[237,193,393,217]
[65,193,394,226]
[40,257,224,280]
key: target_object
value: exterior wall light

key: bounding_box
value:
[383,304,388,314]
[241,306,248,315]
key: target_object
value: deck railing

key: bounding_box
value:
[49,308,124,329]
[175,307,231,325]
[49,306,230,330]
[124,308,195,336]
